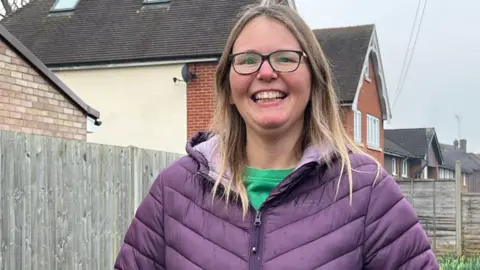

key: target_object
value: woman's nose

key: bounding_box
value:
[256,60,278,80]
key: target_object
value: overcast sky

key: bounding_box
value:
[296,0,480,153]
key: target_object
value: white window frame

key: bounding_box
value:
[353,110,362,143]
[392,158,397,175]
[366,114,380,148]
[402,160,408,177]
[51,0,81,12]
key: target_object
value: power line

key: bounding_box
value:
[392,0,429,109]
[393,0,421,99]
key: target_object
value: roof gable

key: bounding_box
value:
[314,25,374,103]
[385,128,443,164]
[0,24,100,120]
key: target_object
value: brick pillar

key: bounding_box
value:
[186,62,218,138]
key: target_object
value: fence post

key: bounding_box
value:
[130,146,141,214]
[433,179,437,253]
[455,160,462,257]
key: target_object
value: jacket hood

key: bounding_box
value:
[185,131,335,193]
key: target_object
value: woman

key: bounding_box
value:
[114,2,439,270]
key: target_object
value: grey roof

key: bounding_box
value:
[0,24,100,120]
[384,128,443,163]
[439,143,480,174]
[0,0,375,103]
[384,137,415,158]
[314,25,374,103]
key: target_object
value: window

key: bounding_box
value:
[402,160,408,177]
[51,0,81,11]
[366,114,380,147]
[143,0,171,4]
[439,168,445,179]
[353,110,362,142]
[392,158,397,175]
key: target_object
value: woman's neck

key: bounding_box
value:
[245,125,303,169]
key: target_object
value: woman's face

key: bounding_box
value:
[229,16,311,135]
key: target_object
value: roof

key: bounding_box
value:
[0,24,100,120]
[0,0,375,103]
[439,143,480,173]
[0,0,256,66]
[384,137,415,158]
[384,128,443,163]
[314,25,374,103]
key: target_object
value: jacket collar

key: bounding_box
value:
[186,131,336,194]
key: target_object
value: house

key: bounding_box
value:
[384,128,443,179]
[0,0,391,160]
[440,139,480,192]
[0,24,100,140]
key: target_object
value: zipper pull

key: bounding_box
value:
[254,211,262,226]
[252,211,262,254]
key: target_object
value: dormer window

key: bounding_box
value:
[143,0,171,4]
[51,0,81,12]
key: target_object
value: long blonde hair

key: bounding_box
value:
[209,2,379,216]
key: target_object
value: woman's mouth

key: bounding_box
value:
[251,91,288,103]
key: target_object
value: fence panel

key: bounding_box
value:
[0,130,183,270]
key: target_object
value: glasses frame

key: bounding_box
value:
[228,49,308,75]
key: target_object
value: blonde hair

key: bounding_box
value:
[209,2,380,216]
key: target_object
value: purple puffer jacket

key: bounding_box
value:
[114,132,439,270]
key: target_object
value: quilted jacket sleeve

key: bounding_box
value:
[114,171,166,270]
[363,171,439,270]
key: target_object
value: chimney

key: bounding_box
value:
[460,139,467,152]
[454,139,459,149]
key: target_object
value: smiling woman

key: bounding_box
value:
[114,1,439,270]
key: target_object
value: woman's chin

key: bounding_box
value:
[253,117,289,130]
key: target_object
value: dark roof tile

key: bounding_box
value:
[1,0,374,103]
[314,25,373,102]
[439,143,480,173]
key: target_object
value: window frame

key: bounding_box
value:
[366,114,380,148]
[51,0,81,12]
[392,158,397,176]
[353,110,362,143]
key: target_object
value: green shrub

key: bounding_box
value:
[439,255,480,269]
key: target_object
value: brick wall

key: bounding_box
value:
[0,39,87,140]
[186,61,217,138]
[353,60,385,165]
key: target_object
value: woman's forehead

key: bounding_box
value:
[232,17,302,54]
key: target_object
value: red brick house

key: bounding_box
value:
[0,24,100,140]
[0,0,391,158]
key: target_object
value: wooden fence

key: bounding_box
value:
[397,161,480,257]
[0,130,183,270]
[3,130,480,269]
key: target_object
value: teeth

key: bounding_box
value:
[253,91,286,100]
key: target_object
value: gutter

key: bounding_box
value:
[49,57,221,71]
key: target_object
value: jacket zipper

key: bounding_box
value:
[249,210,263,270]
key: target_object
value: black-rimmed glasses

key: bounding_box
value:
[229,50,307,75]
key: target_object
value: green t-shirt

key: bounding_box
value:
[244,166,294,210]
